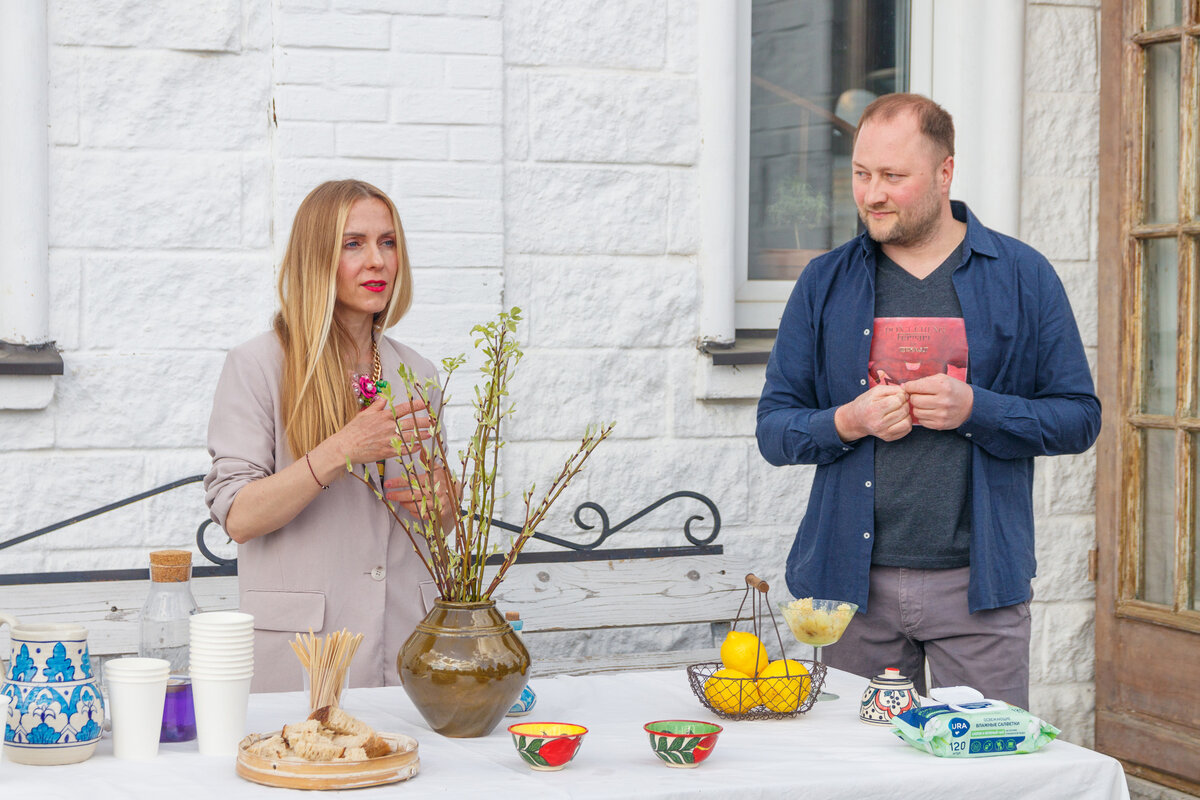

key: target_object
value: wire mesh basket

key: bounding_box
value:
[686,572,826,720]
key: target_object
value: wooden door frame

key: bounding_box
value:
[1096,0,1200,793]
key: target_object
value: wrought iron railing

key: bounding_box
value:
[0,477,721,585]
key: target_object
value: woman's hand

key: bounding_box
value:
[384,465,460,523]
[336,396,432,465]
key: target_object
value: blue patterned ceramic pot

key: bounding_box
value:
[860,667,920,726]
[1,615,105,765]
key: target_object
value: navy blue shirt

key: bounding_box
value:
[756,202,1101,613]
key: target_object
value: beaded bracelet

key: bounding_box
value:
[305,452,329,491]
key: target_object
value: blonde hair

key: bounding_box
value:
[273,180,413,459]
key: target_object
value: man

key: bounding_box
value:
[756,94,1100,709]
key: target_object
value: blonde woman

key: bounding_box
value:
[205,180,452,692]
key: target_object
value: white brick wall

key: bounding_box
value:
[5,0,1107,757]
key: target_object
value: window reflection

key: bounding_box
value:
[748,0,909,280]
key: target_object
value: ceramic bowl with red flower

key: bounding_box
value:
[508,722,587,771]
[644,720,722,768]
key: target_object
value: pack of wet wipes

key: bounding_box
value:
[891,698,1060,758]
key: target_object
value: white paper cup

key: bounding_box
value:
[190,611,254,627]
[189,664,254,677]
[189,647,254,659]
[191,675,253,756]
[106,658,170,760]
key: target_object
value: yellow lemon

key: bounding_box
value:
[719,631,769,678]
[703,667,761,713]
[756,659,811,712]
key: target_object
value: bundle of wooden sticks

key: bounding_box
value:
[290,628,364,711]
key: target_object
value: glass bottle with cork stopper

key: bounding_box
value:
[140,549,199,742]
[505,611,537,717]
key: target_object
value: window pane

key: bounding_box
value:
[1143,237,1179,414]
[1141,428,1177,606]
[748,0,909,280]
[1147,0,1182,30]
[1144,42,1181,224]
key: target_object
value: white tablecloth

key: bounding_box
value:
[2,668,1130,799]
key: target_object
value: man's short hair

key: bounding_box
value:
[853,93,955,160]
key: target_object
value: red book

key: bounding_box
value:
[868,317,968,425]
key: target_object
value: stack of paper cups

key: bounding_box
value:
[189,611,254,756]
[105,657,171,760]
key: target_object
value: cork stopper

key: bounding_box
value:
[149,550,192,583]
[505,611,520,621]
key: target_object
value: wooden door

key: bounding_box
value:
[1096,0,1200,793]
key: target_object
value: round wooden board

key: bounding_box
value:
[236,731,420,790]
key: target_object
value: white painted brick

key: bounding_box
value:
[404,233,504,267]
[243,0,273,51]
[504,70,530,160]
[1024,93,1099,179]
[529,73,698,165]
[282,0,331,10]
[278,12,392,49]
[331,52,398,86]
[395,163,502,199]
[79,51,270,151]
[82,254,274,350]
[0,452,147,543]
[48,251,82,351]
[335,0,446,12]
[410,268,502,307]
[1030,601,1095,685]
[448,0,501,16]
[49,0,241,51]
[503,349,665,441]
[1044,449,1097,516]
[390,302,499,356]
[48,48,79,146]
[337,123,449,160]
[392,88,501,125]
[665,0,699,74]
[1026,5,1098,94]
[278,122,337,158]
[668,168,700,254]
[506,165,669,255]
[0,410,56,451]
[1020,178,1092,261]
[1027,682,1094,746]
[669,356,759,439]
[1032,514,1096,603]
[277,48,334,85]
[391,15,501,55]
[449,126,502,161]
[56,353,226,448]
[393,54,446,87]
[505,256,698,348]
[1055,260,1098,348]
[747,455,814,527]
[505,0,666,68]
[446,55,503,89]
[277,86,390,122]
[243,155,273,247]
[396,198,503,233]
[274,159,396,224]
[50,152,242,249]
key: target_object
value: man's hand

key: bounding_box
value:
[835,384,912,443]
[904,374,973,430]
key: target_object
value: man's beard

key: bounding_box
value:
[858,189,942,247]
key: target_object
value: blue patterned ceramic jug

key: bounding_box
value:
[0,613,105,765]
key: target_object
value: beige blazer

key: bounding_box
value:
[204,331,440,693]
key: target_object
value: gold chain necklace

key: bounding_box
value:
[370,337,381,383]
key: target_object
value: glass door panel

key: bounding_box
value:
[1141,428,1178,606]
[1144,42,1181,224]
[1147,0,1182,30]
[1143,236,1180,415]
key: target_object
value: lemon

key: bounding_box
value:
[756,659,811,712]
[703,667,761,713]
[719,631,769,678]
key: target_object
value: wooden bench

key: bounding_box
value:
[0,485,746,680]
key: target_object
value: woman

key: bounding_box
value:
[205,180,452,692]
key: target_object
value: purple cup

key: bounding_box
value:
[160,677,197,743]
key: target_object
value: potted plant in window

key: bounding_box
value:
[350,308,613,737]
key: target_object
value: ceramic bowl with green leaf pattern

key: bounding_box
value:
[644,720,723,768]
[508,722,587,771]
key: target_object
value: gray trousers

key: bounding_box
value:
[821,566,1031,709]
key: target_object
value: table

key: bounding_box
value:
[2,668,1130,799]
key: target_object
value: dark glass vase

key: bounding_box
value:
[397,599,530,738]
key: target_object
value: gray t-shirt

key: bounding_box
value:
[871,243,972,569]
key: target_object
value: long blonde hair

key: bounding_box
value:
[274,180,413,459]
